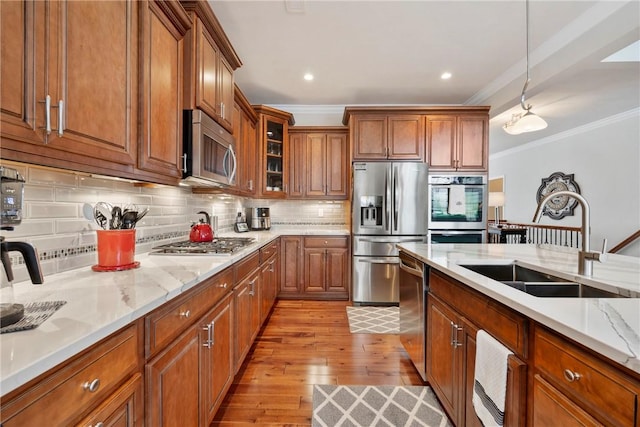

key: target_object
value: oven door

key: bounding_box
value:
[428,183,486,229]
[428,230,486,244]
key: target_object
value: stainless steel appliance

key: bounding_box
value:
[247,207,271,230]
[352,162,428,304]
[182,109,237,187]
[149,237,255,255]
[399,251,427,381]
[428,174,487,243]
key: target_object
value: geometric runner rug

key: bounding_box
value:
[346,306,399,334]
[312,385,453,427]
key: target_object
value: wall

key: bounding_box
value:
[489,109,640,257]
[0,161,347,284]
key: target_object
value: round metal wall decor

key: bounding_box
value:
[536,172,581,220]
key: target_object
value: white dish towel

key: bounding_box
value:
[447,186,466,215]
[472,330,513,427]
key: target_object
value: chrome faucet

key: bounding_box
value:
[532,190,606,276]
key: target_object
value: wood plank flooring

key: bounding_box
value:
[211,300,425,426]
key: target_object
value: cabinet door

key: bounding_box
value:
[352,115,387,160]
[426,115,457,171]
[288,133,305,198]
[196,21,220,123]
[261,116,288,197]
[280,237,303,296]
[75,374,143,427]
[200,294,233,426]
[146,326,200,427]
[388,115,425,160]
[305,133,327,197]
[218,55,234,130]
[426,295,460,425]
[533,375,601,427]
[325,248,349,296]
[303,248,327,293]
[325,133,348,198]
[457,115,487,171]
[138,0,188,179]
[234,280,253,370]
[260,255,278,322]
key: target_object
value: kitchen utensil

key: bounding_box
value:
[93,205,108,230]
[189,211,214,242]
[133,208,149,226]
[94,202,113,228]
[110,206,122,230]
[121,210,138,229]
[82,203,95,222]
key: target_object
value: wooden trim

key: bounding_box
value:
[289,126,348,133]
[503,222,581,233]
[609,229,640,254]
[252,105,295,125]
[233,84,258,123]
[342,105,491,125]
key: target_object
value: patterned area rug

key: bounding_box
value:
[312,385,452,427]
[346,306,399,334]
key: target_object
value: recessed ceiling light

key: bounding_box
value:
[441,72,452,80]
[303,73,314,81]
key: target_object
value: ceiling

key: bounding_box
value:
[210,0,640,154]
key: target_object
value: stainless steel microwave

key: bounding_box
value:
[182,109,237,187]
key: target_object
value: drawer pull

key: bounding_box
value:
[90,423,104,427]
[563,369,581,382]
[217,282,228,289]
[82,378,101,393]
[180,310,191,318]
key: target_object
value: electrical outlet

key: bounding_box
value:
[318,208,324,217]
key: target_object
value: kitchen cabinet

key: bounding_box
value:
[303,237,350,299]
[254,105,295,198]
[427,114,488,171]
[233,251,261,371]
[233,85,258,196]
[181,1,242,132]
[145,268,234,427]
[0,322,143,426]
[279,236,304,296]
[426,269,527,427]
[348,114,424,161]
[288,127,349,199]
[260,239,280,324]
[76,374,143,427]
[533,325,639,427]
[0,0,138,177]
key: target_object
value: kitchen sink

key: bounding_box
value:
[459,263,628,298]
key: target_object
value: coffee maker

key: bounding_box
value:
[246,207,271,230]
[1,166,44,327]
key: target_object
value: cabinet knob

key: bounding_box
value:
[563,369,581,382]
[82,378,101,393]
[217,282,228,289]
[180,310,191,318]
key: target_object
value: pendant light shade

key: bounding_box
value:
[503,0,547,135]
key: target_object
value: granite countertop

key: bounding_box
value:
[397,242,640,375]
[0,228,349,396]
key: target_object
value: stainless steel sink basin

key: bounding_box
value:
[459,263,627,298]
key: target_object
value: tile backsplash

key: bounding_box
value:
[1,161,348,283]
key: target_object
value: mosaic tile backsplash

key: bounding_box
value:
[1,161,348,284]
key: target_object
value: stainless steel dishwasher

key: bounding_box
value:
[399,251,427,381]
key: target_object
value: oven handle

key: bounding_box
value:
[358,237,423,244]
[399,257,423,277]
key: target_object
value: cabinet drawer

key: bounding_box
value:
[145,267,233,357]
[1,324,139,426]
[304,236,348,248]
[234,251,260,281]
[260,239,279,263]
[534,326,639,427]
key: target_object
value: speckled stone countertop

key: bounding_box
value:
[397,242,640,374]
[0,228,349,396]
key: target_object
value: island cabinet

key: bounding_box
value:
[288,127,349,199]
[532,325,640,427]
[181,0,242,133]
[145,267,234,427]
[426,269,528,427]
[426,114,488,172]
[0,322,144,426]
[253,105,295,198]
[233,85,259,196]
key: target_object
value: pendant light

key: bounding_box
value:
[503,0,548,135]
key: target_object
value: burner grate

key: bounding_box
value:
[150,237,255,255]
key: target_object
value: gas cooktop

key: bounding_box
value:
[149,237,255,255]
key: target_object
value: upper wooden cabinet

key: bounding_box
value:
[253,105,294,198]
[427,114,488,172]
[233,85,258,196]
[288,127,349,200]
[343,106,489,171]
[181,1,241,133]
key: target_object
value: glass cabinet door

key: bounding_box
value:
[265,119,284,192]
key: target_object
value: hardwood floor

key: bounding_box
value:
[211,300,424,426]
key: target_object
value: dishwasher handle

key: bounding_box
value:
[399,254,423,278]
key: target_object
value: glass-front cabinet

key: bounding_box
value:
[254,105,294,198]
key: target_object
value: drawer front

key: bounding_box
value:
[534,326,639,427]
[304,236,348,248]
[146,267,233,357]
[1,324,139,426]
[260,239,279,263]
[234,251,260,282]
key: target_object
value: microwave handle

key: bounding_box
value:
[228,147,237,184]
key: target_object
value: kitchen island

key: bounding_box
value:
[398,242,640,426]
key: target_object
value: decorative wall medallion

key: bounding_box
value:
[536,172,581,219]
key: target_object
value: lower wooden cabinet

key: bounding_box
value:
[532,374,601,427]
[76,373,144,427]
[233,267,261,372]
[279,235,350,300]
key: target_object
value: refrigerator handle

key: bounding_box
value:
[384,167,391,231]
[393,165,399,231]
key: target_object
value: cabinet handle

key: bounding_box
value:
[386,146,389,158]
[563,369,581,382]
[210,321,215,346]
[454,325,463,347]
[180,310,191,318]
[82,378,101,393]
[39,95,52,135]
[182,153,188,173]
[248,179,253,191]
[269,261,275,272]
[202,324,212,348]
[220,102,225,118]
[450,321,455,346]
[90,423,104,427]
[249,280,256,296]
[217,282,228,289]
[56,99,64,137]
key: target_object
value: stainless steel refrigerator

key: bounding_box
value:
[352,162,428,304]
